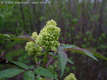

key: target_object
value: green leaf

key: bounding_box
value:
[34,67,55,79]
[89,50,107,61]
[24,71,35,80]
[0,34,34,42]
[61,44,77,48]
[0,68,24,79]
[81,49,98,61]
[67,59,74,64]
[58,46,68,77]
[10,61,32,70]
[63,44,98,61]
[13,35,34,41]
[93,53,107,60]
[5,49,24,61]
[0,34,10,39]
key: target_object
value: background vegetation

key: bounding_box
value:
[0,0,107,80]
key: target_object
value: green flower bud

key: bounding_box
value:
[36,20,60,51]
[31,32,38,40]
[25,41,42,56]
[39,77,46,80]
[64,73,77,80]
[46,19,57,26]
[25,41,35,55]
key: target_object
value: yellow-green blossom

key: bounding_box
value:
[46,19,57,26]
[39,77,46,80]
[25,41,42,56]
[36,20,60,51]
[31,32,38,40]
[25,19,61,58]
[64,73,77,80]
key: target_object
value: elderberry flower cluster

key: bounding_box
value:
[31,32,38,41]
[25,41,42,56]
[25,19,61,57]
[64,73,77,80]
[36,19,60,51]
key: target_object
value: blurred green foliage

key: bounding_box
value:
[0,0,107,80]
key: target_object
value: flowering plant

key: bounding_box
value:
[0,20,103,80]
[24,20,98,80]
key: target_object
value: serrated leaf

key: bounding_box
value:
[58,46,68,77]
[34,67,55,79]
[24,71,35,80]
[0,68,24,79]
[10,61,31,70]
